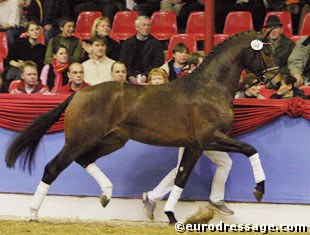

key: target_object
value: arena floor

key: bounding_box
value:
[0,193,309,226]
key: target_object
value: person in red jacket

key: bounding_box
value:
[9,61,48,94]
[58,62,89,94]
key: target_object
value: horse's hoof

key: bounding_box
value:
[253,189,264,202]
[100,194,110,208]
[165,211,178,225]
[253,181,265,202]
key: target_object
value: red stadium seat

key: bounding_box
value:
[110,11,138,41]
[213,34,229,46]
[223,11,254,35]
[74,11,102,40]
[0,32,8,59]
[185,12,205,41]
[263,11,293,37]
[20,31,45,45]
[300,12,310,36]
[166,34,197,61]
[300,86,310,95]
[151,11,177,40]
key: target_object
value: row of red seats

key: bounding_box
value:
[75,10,310,42]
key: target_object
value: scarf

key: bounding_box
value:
[47,58,69,93]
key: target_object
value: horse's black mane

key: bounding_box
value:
[201,30,256,67]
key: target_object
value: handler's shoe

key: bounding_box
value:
[142,192,156,220]
[210,200,234,215]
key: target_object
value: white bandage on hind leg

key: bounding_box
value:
[85,163,113,199]
[249,153,266,183]
[164,185,183,212]
[29,181,50,220]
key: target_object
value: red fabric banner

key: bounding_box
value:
[1,94,310,136]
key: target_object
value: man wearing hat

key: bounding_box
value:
[263,15,295,76]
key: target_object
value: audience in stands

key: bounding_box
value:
[6,21,46,85]
[119,16,164,84]
[161,0,204,33]
[27,0,70,44]
[270,74,308,99]
[9,60,48,94]
[133,0,161,17]
[40,44,69,93]
[111,61,127,82]
[264,15,295,76]
[44,17,82,65]
[0,0,23,47]
[288,36,310,86]
[148,68,168,85]
[0,73,5,93]
[74,0,121,24]
[82,36,115,85]
[235,74,266,99]
[82,16,121,61]
[161,43,189,81]
[59,62,89,94]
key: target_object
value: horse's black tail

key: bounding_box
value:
[5,94,75,173]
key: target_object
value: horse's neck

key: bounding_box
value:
[202,48,244,98]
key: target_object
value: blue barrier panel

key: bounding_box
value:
[0,116,309,203]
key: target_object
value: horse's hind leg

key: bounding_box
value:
[164,146,203,224]
[207,131,266,201]
[30,145,83,221]
[75,133,128,208]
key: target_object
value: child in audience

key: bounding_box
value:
[148,68,169,85]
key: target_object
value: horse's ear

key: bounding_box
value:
[261,28,273,42]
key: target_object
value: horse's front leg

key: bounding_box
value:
[207,131,266,202]
[164,146,203,224]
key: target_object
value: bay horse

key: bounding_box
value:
[5,31,281,224]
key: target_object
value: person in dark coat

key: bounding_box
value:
[119,16,164,84]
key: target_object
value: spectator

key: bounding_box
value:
[148,68,168,85]
[27,0,70,44]
[5,21,46,84]
[235,74,266,99]
[19,0,31,29]
[187,51,205,73]
[160,42,189,81]
[133,0,161,17]
[82,36,115,85]
[288,36,310,86]
[59,62,89,94]
[74,0,120,24]
[263,15,295,76]
[82,16,121,61]
[9,60,48,94]
[40,44,69,93]
[111,61,127,82]
[161,0,204,33]
[119,16,164,84]
[0,0,23,47]
[44,17,82,65]
[270,74,308,99]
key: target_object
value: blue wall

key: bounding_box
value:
[0,116,309,204]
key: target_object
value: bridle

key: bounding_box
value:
[250,43,280,89]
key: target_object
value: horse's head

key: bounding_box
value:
[244,31,282,90]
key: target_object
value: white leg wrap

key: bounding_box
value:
[164,185,183,212]
[29,181,50,220]
[249,153,266,183]
[85,163,113,199]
